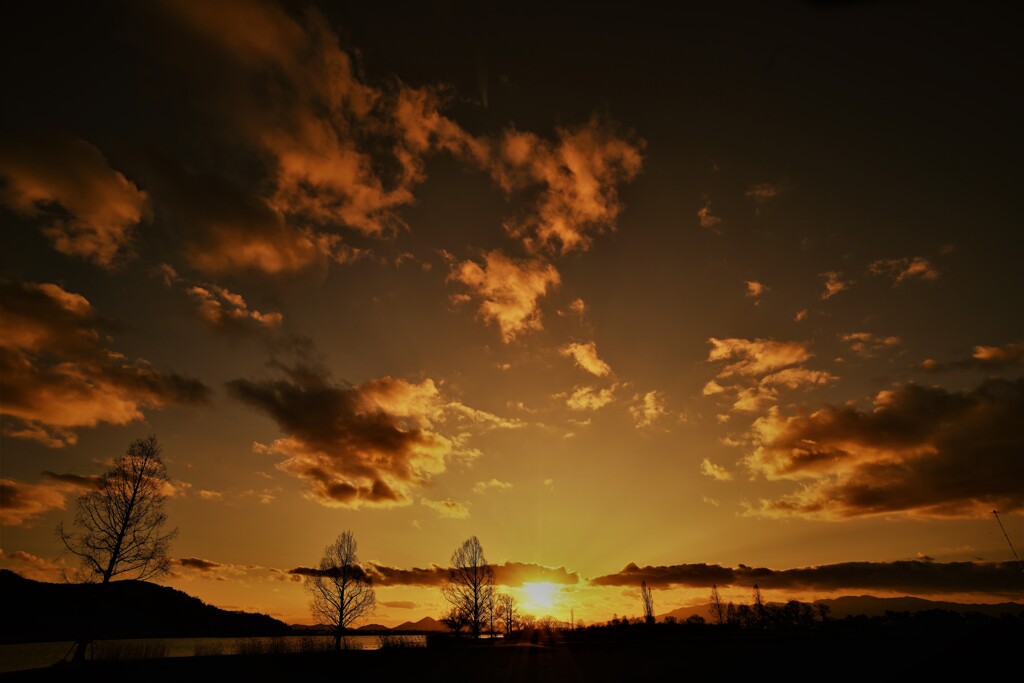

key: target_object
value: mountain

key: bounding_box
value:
[392,616,446,632]
[0,569,291,641]
[657,603,712,622]
[656,596,1024,623]
[357,623,391,631]
[815,595,1024,618]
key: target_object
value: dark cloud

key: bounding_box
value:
[176,557,222,572]
[0,130,149,268]
[920,343,1024,373]
[745,378,1024,519]
[591,561,1022,596]
[41,471,101,489]
[227,363,512,509]
[380,601,417,609]
[0,278,210,447]
[287,561,578,587]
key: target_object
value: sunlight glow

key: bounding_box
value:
[522,582,559,610]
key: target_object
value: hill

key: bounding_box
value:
[657,595,1024,623]
[815,595,1024,618]
[0,569,291,642]
[392,616,446,632]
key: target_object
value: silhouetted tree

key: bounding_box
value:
[753,583,766,628]
[710,584,725,625]
[56,436,178,661]
[441,536,495,638]
[58,436,177,584]
[641,580,655,625]
[304,531,376,650]
[497,593,519,634]
[686,614,706,625]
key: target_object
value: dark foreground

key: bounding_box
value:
[2,630,1013,682]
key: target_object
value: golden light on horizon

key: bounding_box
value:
[521,582,560,612]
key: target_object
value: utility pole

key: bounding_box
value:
[993,510,1024,575]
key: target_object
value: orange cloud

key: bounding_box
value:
[744,280,768,300]
[630,390,667,428]
[420,497,470,519]
[0,279,210,446]
[560,342,612,377]
[700,458,733,481]
[745,181,784,211]
[228,365,513,509]
[186,285,283,330]
[820,271,851,300]
[919,342,1024,372]
[840,332,902,358]
[473,479,513,494]
[565,385,617,411]
[485,118,643,255]
[0,131,149,268]
[449,250,560,342]
[0,472,98,526]
[744,378,1024,519]
[697,196,722,231]
[869,256,939,285]
[707,338,812,377]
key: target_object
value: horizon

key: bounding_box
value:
[1,1,1021,628]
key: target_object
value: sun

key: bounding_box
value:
[522,582,559,611]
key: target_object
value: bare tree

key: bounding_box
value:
[752,583,766,628]
[441,536,495,638]
[58,435,177,584]
[57,435,177,661]
[709,584,725,625]
[640,580,655,624]
[496,592,519,634]
[305,531,376,650]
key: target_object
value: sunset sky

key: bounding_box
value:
[1,1,1021,626]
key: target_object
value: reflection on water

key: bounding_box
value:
[0,634,427,674]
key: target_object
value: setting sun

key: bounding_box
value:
[522,582,560,611]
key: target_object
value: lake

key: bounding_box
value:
[0,634,427,674]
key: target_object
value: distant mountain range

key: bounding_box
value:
[657,595,1024,622]
[392,616,446,632]
[0,569,290,641]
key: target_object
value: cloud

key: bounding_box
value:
[0,278,210,446]
[565,385,617,411]
[744,280,767,301]
[920,342,1024,372]
[198,489,224,501]
[820,271,851,300]
[381,601,417,609]
[869,256,939,285]
[560,342,612,377]
[228,364,503,509]
[743,378,1024,519]
[0,478,74,526]
[697,197,722,231]
[163,1,464,239]
[745,181,784,211]
[840,332,902,359]
[700,458,733,481]
[630,391,667,428]
[707,338,812,378]
[186,285,283,331]
[485,118,644,255]
[0,131,149,268]
[590,560,1022,595]
[473,479,513,494]
[420,497,470,519]
[0,549,65,582]
[794,309,808,322]
[330,561,579,587]
[704,338,836,416]
[449,250,560,342]
[146,159,359,277]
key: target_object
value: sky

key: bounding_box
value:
[1,0,1021,626]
